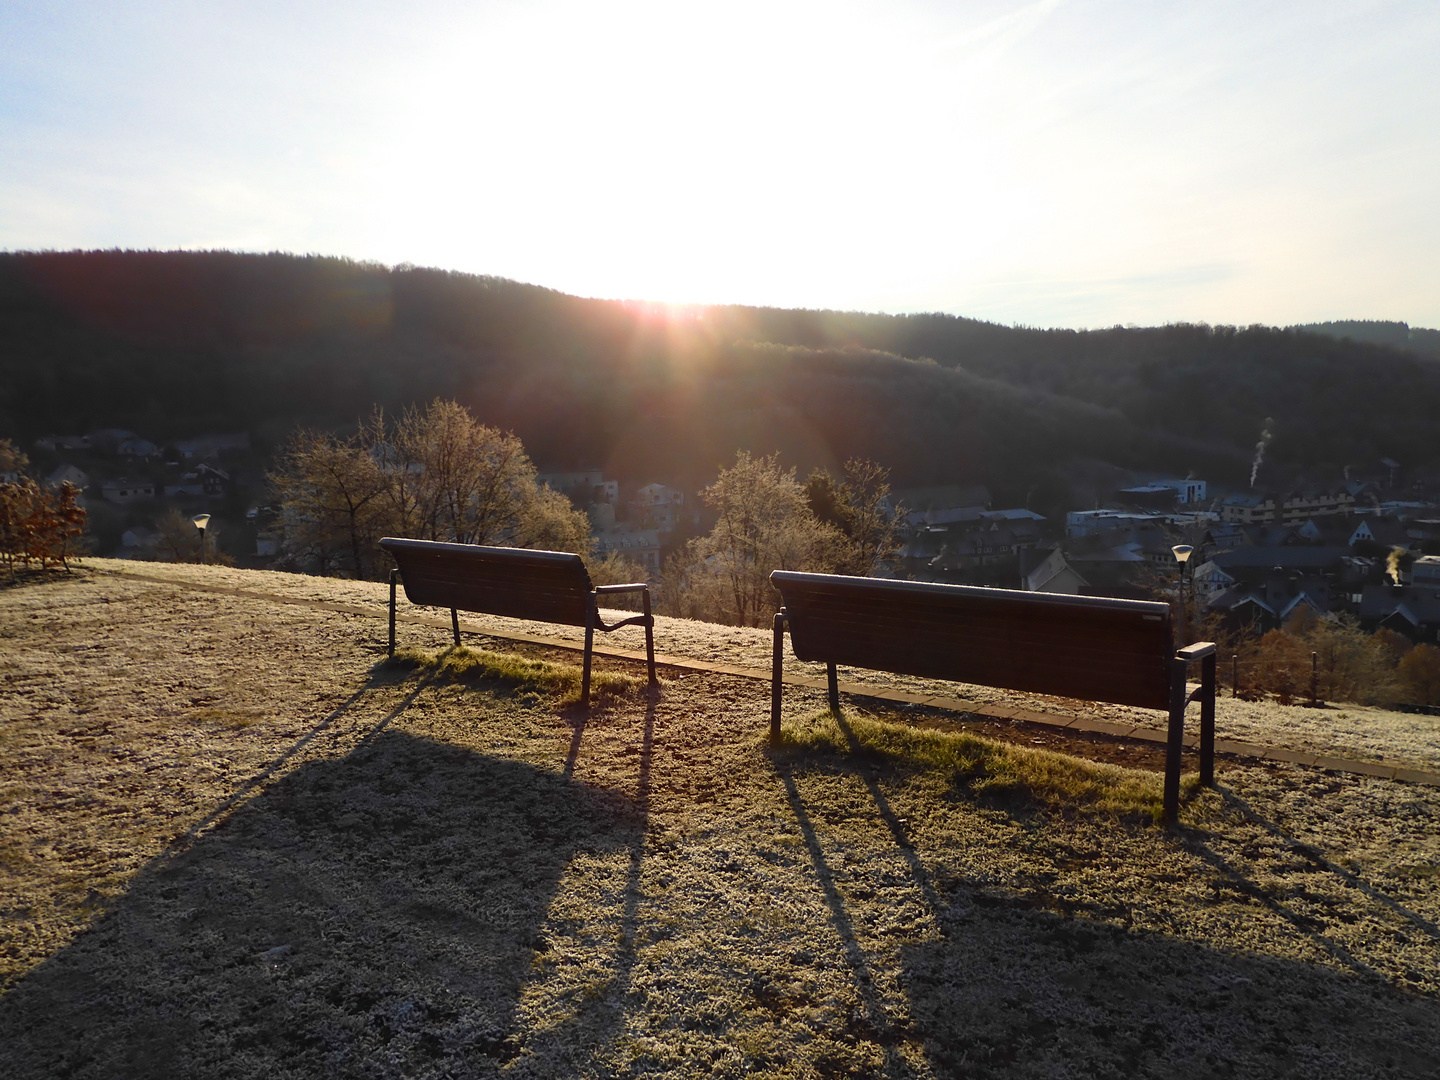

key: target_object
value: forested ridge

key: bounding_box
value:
[4,250,1438,505]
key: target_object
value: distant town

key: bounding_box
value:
[24,426,1440,646]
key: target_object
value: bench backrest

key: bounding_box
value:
[771,571,1174,710]
[381,538,594,627]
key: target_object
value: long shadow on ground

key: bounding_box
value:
[0,729,641,1080]
[774,719,1440,1080]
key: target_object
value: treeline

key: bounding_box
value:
[5,251,1440,506]
[1289,320,1440,359]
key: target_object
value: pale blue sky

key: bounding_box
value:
[2,0,1436,327]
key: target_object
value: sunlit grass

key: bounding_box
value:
[778,710,1195,823]
[381,644,643,705]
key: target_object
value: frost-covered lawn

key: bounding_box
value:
[1,563,1437,1078]
[90,558,1440,771]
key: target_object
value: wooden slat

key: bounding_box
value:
[381,538,592,626]
[772,571,1172,710]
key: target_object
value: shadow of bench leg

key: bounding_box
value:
[643,591,656,685]
[771,612,786,745]
[582,607,595,709]
[1200,651,1216,787]
[1165,657,1186,826]
[388,570,398,657]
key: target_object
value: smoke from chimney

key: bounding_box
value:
[1387,546,1405,586]
[1249,419,1274,488]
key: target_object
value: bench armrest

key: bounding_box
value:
[1177,642,1216,662]
[594,583,650,596]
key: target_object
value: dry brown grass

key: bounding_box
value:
[1,563,1438,1079]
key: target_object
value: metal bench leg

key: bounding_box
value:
[1164,657,1186,826]
[581,605,595,708]
[827,662,839,715]
[643,590,656,685]
[1200,651,1217,787]
[771,611,786,745]
[450,608,461,648]
[388,569,398,657]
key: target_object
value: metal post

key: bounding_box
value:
[1310,650,1319,706]
[1232,653,1239,698]
[1178,575,1186,647]
[771,611,786,745]
[451,608,461,648]
[827,662,839,715]
[581,602,595,708]
[643,589,656,685]
[1164,656,1187,826]
[1200,651,1217,787]
[388,569,398,656]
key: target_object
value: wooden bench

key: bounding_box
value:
[769,571,1216,824]
[380,537,656,707]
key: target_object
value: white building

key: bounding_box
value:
[593,528,662,573]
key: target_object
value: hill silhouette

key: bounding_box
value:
[4,250,1439,508]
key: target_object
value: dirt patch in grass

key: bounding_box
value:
[2,564,1439,1078]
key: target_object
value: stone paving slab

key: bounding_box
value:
[106,568,1440,789]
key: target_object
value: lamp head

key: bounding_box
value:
[1171,544,1194,566]
[192,514,212,533]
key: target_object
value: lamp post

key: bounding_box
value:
[192,514,211,565]
[1171,544,1194,645]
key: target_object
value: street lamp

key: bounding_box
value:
[1171,544,1194,645]
[192,514,211,565]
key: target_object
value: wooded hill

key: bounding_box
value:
[4,250,1439,511]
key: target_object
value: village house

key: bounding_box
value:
[536,469,616,505]
[118,527,161,558]
[1206,570,1335,632]
[117,436,160,459]
[174,433,251,460]
[165,463,230,499]
[592,527,662,574]
[1219,489,1356,525]
[101,477,158,504]
[1021,548,1089,594]
[1360,582,1440,643]
[631,483,689,532]
[35,434,91,452]
[44,464,90,490]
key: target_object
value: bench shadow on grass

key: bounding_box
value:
[0,725,643,1080]
[776,712,1440,1079]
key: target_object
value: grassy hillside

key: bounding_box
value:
[4,251,1439,503]
[1,563,1437,1077]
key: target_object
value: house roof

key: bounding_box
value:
[1359,584,1440,624]
[1023,548,1088,592]
[1210,546,1350,571]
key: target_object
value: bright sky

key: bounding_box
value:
[2,0,1437,328]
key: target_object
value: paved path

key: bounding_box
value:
[109,568,1440,788]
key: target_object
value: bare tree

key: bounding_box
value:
[270,398,596,578]
[270,428,390,578]
[805,458,903,576]
[668,451,842,626]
